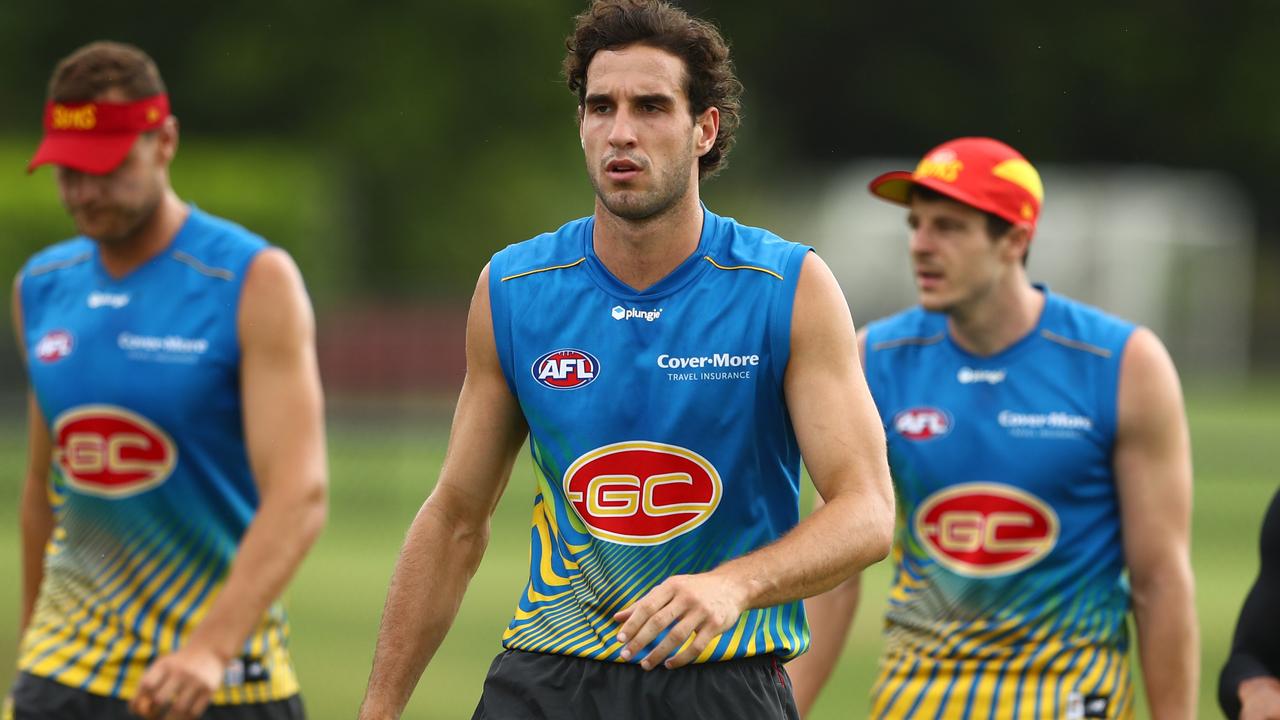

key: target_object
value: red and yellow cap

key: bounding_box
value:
[27,94,170,175]
[869,137,1044,232]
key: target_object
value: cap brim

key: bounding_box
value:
[27,132,139,175]
[868,171,914,206]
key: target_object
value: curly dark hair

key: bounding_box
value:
[563,0,743,179]
[48,41,166,103]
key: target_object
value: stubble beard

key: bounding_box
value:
[73,186,162,248]
[590,154,694,223]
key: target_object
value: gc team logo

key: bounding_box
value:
[532,349,600,390]
[564,441,722,545]
[53,405,177,498]
[893,407,952,440]
[914,483,1059,577]
[35,330,74,363]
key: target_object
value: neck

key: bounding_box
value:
[946,277,1045,356]
[98,190,188,279]
[592,189,703,291]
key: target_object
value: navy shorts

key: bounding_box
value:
[471,649,800,720]
[8,672,306,720]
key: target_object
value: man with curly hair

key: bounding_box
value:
[357,1,895,718]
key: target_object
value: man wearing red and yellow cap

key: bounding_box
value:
[788,138,1198,718]
[6,41,326,720]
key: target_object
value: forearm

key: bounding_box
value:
[359,496,491,720]
[184,480,327,662]
[788,575,862,718]
[19,476,53,634]
[712,489,891,610]
[1133,565,1198,719]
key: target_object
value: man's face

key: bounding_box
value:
[906,195,1014,313]
[53,90,174,246]
[579,44,714,222]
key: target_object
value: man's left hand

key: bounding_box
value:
[128,644,225,720]
[614,572,747,670]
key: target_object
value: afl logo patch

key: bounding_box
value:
[893,407,952,440]
[35,330,74,363]
[914,483,1059,577]
[532,349,600,390]
[564,441,722,545]
[53,405,178,499]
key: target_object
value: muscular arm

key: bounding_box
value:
[616,252,895,669]
[13,276,54,639]
[358,264,529,720]
[1219,489,1280,720]
[1114,327,1197,719]
[132,249,329,720]
[787,326,873,717]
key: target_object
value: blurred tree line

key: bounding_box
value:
[1,1,1277,359]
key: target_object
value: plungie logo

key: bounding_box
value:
[564,441,722,545]
[532,349,600,390]
[894,407,952,440]
[53,405,177,498]
[914,483,1059,577]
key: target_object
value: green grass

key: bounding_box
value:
[1,384,1276,718]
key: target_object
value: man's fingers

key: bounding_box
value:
[622,598,688,662]
[614,581,675,643]
[638,616,700,670]
[130,664,167,717]
[664,622,715,669]
[165,678,207,720]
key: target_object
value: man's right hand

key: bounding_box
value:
[1241,676,1280,720]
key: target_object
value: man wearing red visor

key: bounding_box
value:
[7,41,326,720]
[788,138,1198,718]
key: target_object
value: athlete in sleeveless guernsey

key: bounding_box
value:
[788,138,1197,719]
[358,2,894,719]
[7,42,327,720]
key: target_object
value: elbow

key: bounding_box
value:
[866,514,894,565]
[865,474,896,563]
[293,472,329,548]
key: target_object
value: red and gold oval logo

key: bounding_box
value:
[563,441,721,545]
[53,405,177,498]
[36,330,74,363]
[914,483,1058,577]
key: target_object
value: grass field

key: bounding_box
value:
[1,382,1276,718]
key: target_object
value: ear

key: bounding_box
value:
[693,105,719,158]
[1003,225,1032,263]
[156,115,180,165]
[577,106,586,149]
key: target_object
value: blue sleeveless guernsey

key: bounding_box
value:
[863,288,1137,720]
[17,207,298,704]
[488,208,811,663]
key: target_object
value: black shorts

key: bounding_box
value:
[8,672,306,720]
[471,649,800,720]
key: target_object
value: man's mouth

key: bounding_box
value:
[605,158,642,181]
[916,269,944,289]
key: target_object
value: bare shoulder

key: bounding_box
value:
[791,251,854,344]
[1117,326,1186,433]
[239,248,314,348]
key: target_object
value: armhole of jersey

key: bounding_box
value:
[17,267,33,366]
[232,244,269,364]
[1103,323,1139,446]
[768,245,812,388]
[861,321,885,414]
[487,252,519,397]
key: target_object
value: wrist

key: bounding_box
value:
[1240,675,1280,701]
[707,563,762,611]
[184,627,241,666]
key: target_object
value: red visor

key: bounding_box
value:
[27,94,170,175]
[868,137,1045,234]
